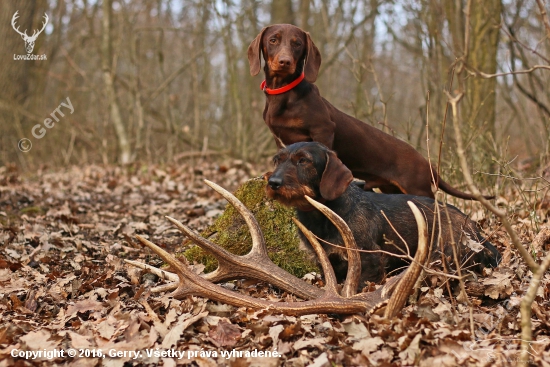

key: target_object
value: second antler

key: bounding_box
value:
[127,180,428,316]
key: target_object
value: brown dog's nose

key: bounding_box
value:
[268,176,283,190]
[278,57,291,67]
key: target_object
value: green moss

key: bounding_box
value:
[180,178,319,278]
[0,213,20,227]
[19,206,44,215]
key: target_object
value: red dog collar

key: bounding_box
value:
[260,72,305,95]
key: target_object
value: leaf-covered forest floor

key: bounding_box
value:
[0,161,549,367]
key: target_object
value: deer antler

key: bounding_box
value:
[11,11,27,38]
[11,11,48,53]
[31,13,49,39]
[127,179,323,299]
[129,180,428,315]
[11,12,48,40]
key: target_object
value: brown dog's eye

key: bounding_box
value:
[269,38,277,44]
[298,157,309,165]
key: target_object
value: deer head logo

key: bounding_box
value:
[11,11,48,54]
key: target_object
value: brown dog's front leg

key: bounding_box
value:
[309,122,336,149]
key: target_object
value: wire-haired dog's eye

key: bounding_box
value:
[298,158,309,165]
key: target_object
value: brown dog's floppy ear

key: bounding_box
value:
[320,150,353,201]
[304,32,321,83]
[248,27,269,76]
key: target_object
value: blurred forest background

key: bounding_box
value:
[0,0,549,181]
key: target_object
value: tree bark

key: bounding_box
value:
[463,0,501,139]
[101,0,131,164]
[446,0,502,139]
[271,0,294,24]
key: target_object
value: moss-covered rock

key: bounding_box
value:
[180,178,320,278]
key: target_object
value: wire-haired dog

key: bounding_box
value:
[266,142,501,286]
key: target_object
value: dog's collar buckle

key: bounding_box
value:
[260,72,305,95]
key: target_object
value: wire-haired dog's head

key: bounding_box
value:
[265,142,353,210]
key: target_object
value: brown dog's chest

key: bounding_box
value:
[264,107,311,144]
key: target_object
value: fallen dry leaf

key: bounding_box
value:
[0,161,548,366]
[207,319,242,348]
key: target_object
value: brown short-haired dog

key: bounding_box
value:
[250,24,491,200]
[266,142,500,287]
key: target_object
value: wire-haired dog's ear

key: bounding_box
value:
[248,26,269,76]
[320,150,353,200]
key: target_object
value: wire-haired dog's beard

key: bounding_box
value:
[266,180,316,209]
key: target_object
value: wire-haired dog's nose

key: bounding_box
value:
[268,176,283,190]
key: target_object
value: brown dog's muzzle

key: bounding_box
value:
[269,52,297,75]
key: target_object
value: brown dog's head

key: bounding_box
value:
[248,24,321,83]
[266,142,353,209]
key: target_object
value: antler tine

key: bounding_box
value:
[11,11,27,37]
[384,201,429,318]
[134,235,269,307]
[38,13,48,34]
[164,215,323,300]
[164,215,244,281]
[292,218,339,295]
[135,234,367,315]
[203,179,267,258]
[123,259,179,293]
[304,196,361,297]
[30,13,48,39]
[124,259,178,282]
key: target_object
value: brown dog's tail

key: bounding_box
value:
[436,177,495,200]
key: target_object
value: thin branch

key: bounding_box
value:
[312,230,466,281]
[502,25,550,64]
[465,64,550,79]
[446,91,539,272]
[145,48,207,106]
[519,252,550,367]
[436,66,456,189]
[462,0,473,67]
[535,0,550,40]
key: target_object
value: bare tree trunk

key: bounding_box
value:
[0,0,48,167]
[463,0,501,140]
[130,31,144,161]
[192,1,210,145]
[0,1,38,103]
[101,0,131,164]
[447,0,501,140]
[299,0,311,28]
[271,0,294,24]
[424,0,451,146]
